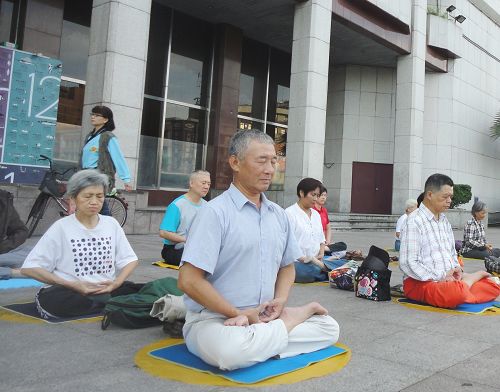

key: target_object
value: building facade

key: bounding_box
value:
[1,0,499,223]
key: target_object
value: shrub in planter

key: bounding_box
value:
[451,184,471,209]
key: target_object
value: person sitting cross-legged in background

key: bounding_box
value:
[0,189,31,280]
[159,170,211,266]
[286,178,328,283]
[400,173,500,309]
[21,170,140,319]
[394,199,417,251]
[178,129,339,371]
[460,200,500,260]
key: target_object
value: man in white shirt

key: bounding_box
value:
[399,173,500,308]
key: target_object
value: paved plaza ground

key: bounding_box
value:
[1,228,500,392]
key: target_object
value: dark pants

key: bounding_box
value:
[161,244,183,266]
[100,199,111,216]
[36,281,143,318]
[462,248,500,260]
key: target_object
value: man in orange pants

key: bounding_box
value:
[400,174,500,308]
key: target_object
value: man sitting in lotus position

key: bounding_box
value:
[178,129,339,370]
[400,173,500,308]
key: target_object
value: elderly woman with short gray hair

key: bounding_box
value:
[460,201,500,259]
[21,169,140,319]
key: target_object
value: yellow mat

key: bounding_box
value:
[135,338,351,387]
[393,298,500,316]
[152,261,180,270]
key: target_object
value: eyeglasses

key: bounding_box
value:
[90,113,104,118]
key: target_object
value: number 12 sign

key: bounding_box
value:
[0,46,62,185]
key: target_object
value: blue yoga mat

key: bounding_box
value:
[398,298,500,314]
[150,343,347,384]
[0,278,43,290]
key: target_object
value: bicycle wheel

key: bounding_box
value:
[26,193,50,237]
[105,195,127,227]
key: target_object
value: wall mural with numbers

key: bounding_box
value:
[0,46,62,185]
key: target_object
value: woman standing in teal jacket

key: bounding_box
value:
[81,106,132,214]
[81,105,132,191]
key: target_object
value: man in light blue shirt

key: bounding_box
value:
[159,170,210,265]
[178,130,339,371]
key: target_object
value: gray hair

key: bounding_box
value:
[190,170,210,182]
[405,199,417,209]
[66,169,109,198]
[471,200,486,216]
[228,129,274,158]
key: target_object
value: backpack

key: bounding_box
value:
[101,277,183,330]
[354,246,392,301]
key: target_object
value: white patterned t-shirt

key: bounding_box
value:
[22,214,137,283]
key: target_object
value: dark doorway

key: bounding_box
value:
[351,162,393,214]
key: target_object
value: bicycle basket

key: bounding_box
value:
[39,171,66,197]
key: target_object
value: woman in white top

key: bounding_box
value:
[394,199,417,251]
[285,178,326,283]
[21,169,139,318]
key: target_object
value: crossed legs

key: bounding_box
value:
[183,303,340,370]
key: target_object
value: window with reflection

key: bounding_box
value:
[168,12,211,107]
[266,124,287,191]
[0,0,15,43]
[60,0,91,81]
[54,0,92,166]
[137,98,164,187]
[237,118,263,131]
[238,38,267,119]
[267,49,290,126]
[144,2,170,97]
[160,103,206,188]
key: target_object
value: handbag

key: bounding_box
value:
[354,246,392,301]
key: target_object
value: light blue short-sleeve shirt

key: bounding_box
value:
[181,184,302,313]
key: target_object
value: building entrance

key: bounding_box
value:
[351,162,393,214]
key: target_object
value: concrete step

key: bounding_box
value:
[329,212,398,231]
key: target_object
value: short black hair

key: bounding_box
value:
[92,105,115,131]
[296,178,323,198]
[424,173,454,193]
[319,184,328,194]
[417,192,424,207]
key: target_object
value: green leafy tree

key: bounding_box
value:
[491,111,500,140]
[451,184,472,209]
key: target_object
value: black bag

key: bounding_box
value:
[354,246,392,301]
[39,171,66,197]
[101,277,183,330]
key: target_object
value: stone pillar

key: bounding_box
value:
[284,0,332,207]
[208,25,243,190]
[83,0,152,189]
[393,0,426,212]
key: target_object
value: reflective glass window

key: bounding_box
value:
[60,0,91,80]
[137,98,163,187]
[237,118,263,131]
[266,124,287,191]
[168,12,211,106]
[238,38,267,119]
[267,48,290,125]
[160,103,206,188]
[144,2,170,97]
[0,0,14,43]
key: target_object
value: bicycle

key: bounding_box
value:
[26,155,128,237]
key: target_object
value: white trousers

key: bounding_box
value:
[183,310,340,370]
